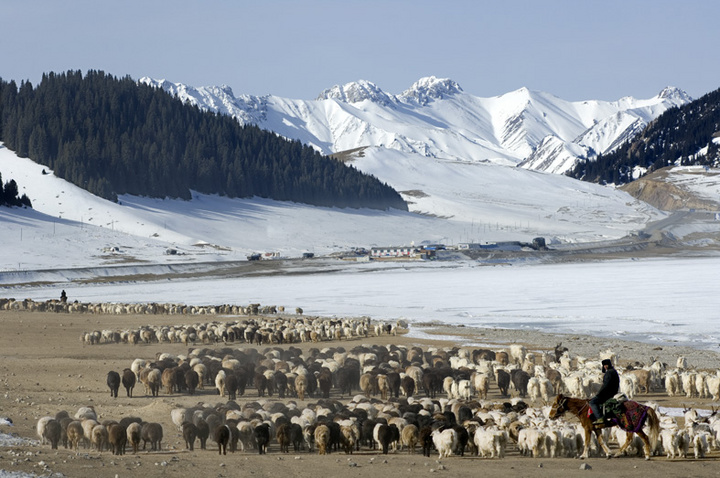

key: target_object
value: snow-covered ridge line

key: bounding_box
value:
[140,76,691,174]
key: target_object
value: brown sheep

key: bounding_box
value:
[91,424,109,452]
[121,368,136,397]
[161,368,176,395]
[276,422,291,453]
[66,420,84,451]
[108,423,127,455]
[401,424,419,454]
[182,422,198,450]
[315,424,331,455]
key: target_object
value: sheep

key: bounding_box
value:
[474,427,507,458]
[315,424,331,455]
[472,372,490,400]
[42,419,62,450]
[108,423,126,455]
[401,375,415,398]
[161,367,176,395]
[401,424,419,454]
[295,373,308,401]
[126,422,142,453]
[457,379,472,400]
[121,368,136,397]
[517,427,545,458]
[496,369,510,396]
[276,422,291,453]
[431,427,458,458]
[196,419,210,450]
[215,369,227,397]
[146,368,161,397]
[692,431,711,459]
[182,422,198,450]
[66,420,84,452]
[37,416,54,445]
[184,369,200,395]
[215,424,231,455]
[340,424,357,454]
[91,424,109,452]
[255,423,271,454]
[107,371,121,398]
[141,422,163,451]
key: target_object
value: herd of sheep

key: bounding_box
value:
[78,316,403,347]
[32,340,720,460]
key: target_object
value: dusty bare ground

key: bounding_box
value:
[1,310,719,478]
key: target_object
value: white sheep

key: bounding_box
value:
[474,426,506,458]
[431,428,458,458]
[215,369,227,397]
[472,372,490,400]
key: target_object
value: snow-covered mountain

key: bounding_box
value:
[141,77,691,174]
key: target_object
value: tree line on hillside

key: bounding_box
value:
[0,70,407,210]
[0,172,32,208]
[568,87,720,184]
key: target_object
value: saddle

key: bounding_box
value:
[587,397,648,432]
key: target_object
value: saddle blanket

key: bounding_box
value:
[606,399,649,433]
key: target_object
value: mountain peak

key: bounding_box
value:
[316,80,394,105]
[657,86,692,104]
[399,76,463,104]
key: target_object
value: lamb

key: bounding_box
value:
[141,422,163,451]
[431,427,458,458]
[121,368,136,397]
[108,423,127,455]
[107,371,121,398]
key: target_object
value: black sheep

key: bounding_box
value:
[107,371,121,398]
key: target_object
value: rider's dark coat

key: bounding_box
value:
[596,363,619,402]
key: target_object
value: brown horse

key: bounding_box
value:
[549,394,659,460]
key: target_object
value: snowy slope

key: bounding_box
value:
[141,77,691,174]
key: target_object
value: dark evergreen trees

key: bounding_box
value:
[0,70,407,210]
[0,172,32,208]
[568,87,720,184]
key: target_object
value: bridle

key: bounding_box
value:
[551,397,569,418]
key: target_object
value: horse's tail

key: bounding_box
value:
[645,407,660,453]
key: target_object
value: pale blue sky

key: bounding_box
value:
[2,0,717,101]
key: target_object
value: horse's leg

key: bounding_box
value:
[581,426,592,459]
[615,432,634,457]
[595,429,613,458]
[637,431,651,460]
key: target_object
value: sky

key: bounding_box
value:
[1,1,718,102]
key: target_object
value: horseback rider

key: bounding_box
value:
[590,358,619,426]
